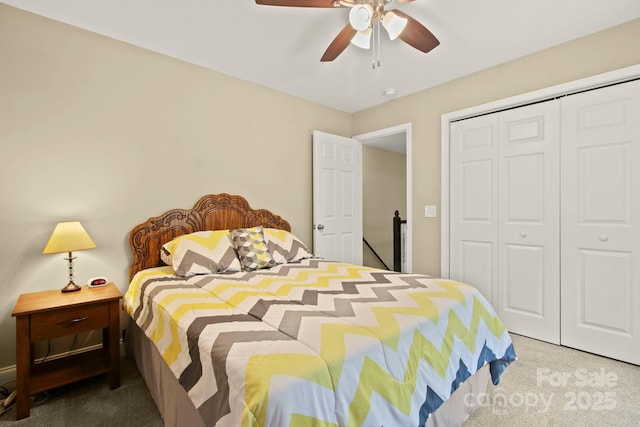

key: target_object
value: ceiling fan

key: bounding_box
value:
[255,0,440,64]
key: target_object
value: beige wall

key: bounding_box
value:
[0,4,351,368]
[1,2,639,370]
[353,18,640,277]
[362,146,406,269]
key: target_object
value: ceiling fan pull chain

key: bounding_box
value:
[372,23,381,69]
[371,24,376,68]
[371,27,377,70]
[377,21,381,68]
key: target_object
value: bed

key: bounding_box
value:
[123,193,516,427]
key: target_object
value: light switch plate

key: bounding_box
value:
[424,205,437,218]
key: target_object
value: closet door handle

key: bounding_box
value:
[599,234,609,242]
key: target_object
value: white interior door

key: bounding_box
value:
[312,130,362,264]
[561,80,640,364]
[498,100,560,344]
[449,114,499,305]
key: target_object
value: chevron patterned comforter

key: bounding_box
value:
[124,258,516,427]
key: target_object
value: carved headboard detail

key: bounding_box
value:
[128,193,291,281]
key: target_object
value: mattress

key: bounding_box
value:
[123,258,515,426]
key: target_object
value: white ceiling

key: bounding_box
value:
[3,0,640,113]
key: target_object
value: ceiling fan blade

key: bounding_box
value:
[392,10,440,54]
[321,24,357,62]
[255,0,336,7]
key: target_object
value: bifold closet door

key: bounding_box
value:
[449,114,499,305]
[561,80,640,365]
[450,101,561,344]
[497,101,560,344]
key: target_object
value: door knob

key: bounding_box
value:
[317,224,325,230]
[520,231,527,238]
[599,235,608,242]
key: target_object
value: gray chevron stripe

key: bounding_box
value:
[191,258,331,293]
[133,278,202,326]
[135,274,219,330]
[175,247,238,276]
[195,328,293,425]
[247,271,435,338]
[267,239,311,260]
[179,314,260,391]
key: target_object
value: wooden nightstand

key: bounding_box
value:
[11,283,122,419]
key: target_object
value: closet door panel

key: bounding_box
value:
[450,115,499,304]
[561,79,640,365]
[504,243,545,315]
[498,100,560,344]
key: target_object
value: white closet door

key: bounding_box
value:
[498,101,560,344]
[561,80,640,364]
[450,114,499,305]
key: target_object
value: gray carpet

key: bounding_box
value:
[466,334,640,426]
[0,357,162,427]
[0,334,638,426]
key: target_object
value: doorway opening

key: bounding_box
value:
[354,123,412,273]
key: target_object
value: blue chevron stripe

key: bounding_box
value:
[417,340,516,426]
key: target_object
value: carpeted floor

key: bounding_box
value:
[0,334,638,426]
[466,334,640,426]
[0,356,162,427]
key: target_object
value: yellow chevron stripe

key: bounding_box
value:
[366,280,467,349]
[344,295,507,426]
[319,280,470,381]
[242,353,334,427]
[288,414,339,427]
[123,266,175,315]
[149,293,234,363]
[164,230,229,253]
[207,263,373,307]
[263,228,288,242]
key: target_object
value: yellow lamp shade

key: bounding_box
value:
[43,221,96,254]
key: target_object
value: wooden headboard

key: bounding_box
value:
[128,193,291,281]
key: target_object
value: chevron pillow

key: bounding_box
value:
[164,230,242,277]
[230,226,276,271]
[262,228,313,264]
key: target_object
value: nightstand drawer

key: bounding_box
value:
[31,303,109,341]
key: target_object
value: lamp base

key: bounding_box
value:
[61,281,82,293]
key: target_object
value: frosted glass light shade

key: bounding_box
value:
[382,11,408,40]
[349,4,373,31]
[43,221,96,254]
[350,28,372,49]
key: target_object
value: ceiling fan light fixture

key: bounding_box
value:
[350,28,372,49]
[382,10,408,40]
[349,4,373,31]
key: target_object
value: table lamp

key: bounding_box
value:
[43,221,96,292]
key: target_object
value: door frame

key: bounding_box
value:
[440,64,640,278]
[354,122,413,273]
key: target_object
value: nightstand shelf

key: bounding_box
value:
[12,283,122,420]
[30,349,110,394]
